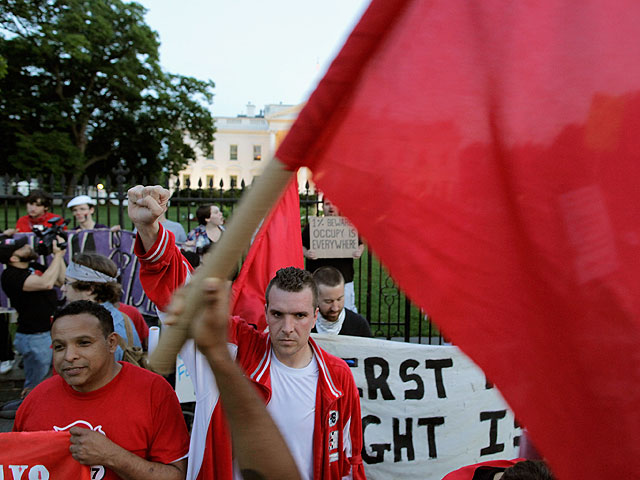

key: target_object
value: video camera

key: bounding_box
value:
[33,217,69,256]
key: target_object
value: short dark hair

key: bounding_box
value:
[502,460,555,480]
[196,204,213,225]
[26,189,51,209]
[312,266,344,288]
[265,267,318,308]
[52,300,114,337]
[70,252,122,303]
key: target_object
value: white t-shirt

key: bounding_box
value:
[266,350,319,480]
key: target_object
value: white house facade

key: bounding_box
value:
[177,103,313,192]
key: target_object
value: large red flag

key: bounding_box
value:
[277,1,640,479]
[230,177,304,330]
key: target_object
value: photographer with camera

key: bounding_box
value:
[0,234,66,398]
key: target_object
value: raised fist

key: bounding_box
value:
[127,185,170,227]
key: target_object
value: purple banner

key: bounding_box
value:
[0,230,157,317]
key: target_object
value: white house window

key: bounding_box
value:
[230,175,238,188]
[206,175,215,188]
[230,144,238,160]
[253,145,262,161]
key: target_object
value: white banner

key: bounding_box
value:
[313,334,521,480]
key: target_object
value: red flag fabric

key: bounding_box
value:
[0,431,91,478]
[276,1,640,479]
[231,177,304,330]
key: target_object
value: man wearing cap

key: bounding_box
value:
[67,195,121,253]
[67,195,108,231]
[0,235,66,396]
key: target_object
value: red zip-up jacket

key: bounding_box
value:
[135,224,366,479]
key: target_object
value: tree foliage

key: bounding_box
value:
[0,0,215,179]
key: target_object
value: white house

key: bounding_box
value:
[177,103,313,192]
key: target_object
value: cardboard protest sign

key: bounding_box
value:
[308,216,359,258]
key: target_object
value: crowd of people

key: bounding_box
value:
[0,186,554,480]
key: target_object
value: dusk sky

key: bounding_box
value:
[138,0,371,117]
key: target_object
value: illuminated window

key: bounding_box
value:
[230,175,238,188]
[182,174,191,187]
[230,144,238,160]
[205,175,215,188]
[253,145,262,161]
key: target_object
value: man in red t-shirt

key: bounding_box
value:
[14,300,189,480]
[5,189,66,234]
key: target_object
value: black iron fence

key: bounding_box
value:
[0,173,442,344]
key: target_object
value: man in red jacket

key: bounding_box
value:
[128,184,366,480]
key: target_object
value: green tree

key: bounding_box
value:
[0,0,214,180]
